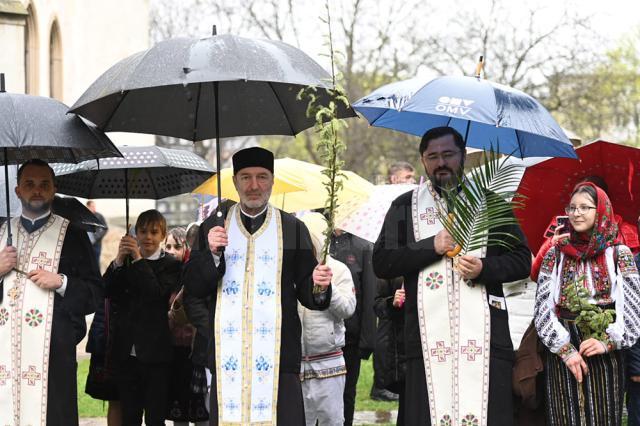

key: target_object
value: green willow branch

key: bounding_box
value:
[297,1,350,263]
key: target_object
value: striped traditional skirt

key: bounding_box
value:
[545,317,626,426]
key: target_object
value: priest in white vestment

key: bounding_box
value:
[0,159,102,426]
[373,128,531,426]
[184,147,333,426]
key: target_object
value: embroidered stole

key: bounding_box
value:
[412,182,491,426]
[0,215,68,426]
[215,205,283,425]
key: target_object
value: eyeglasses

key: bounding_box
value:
[565,205,597,215]
[423,151,461,163]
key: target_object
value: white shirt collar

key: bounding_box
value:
[21,210,51,225]
[144,248,162,260]
[240,204,268,219]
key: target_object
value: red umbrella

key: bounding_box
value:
[516,140,640,253]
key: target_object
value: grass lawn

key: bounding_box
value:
[355,359,398,413]
[77,358,108,418]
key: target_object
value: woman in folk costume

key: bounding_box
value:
[534,183,640,425]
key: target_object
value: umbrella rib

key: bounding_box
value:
[516,131,524,158]
[192,82,202,142]
[102,90,130,130]
[267,82,296,135]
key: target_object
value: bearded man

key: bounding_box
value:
[183,147,333,426]
[373,127,531,426]
[0,159,102,426]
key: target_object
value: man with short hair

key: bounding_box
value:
[388,161,416,185]
[373,127,531,425]
[0,159,102,426]
[183,147,333,425]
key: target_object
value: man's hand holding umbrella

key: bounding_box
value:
[208,226,228,256]
[0,245,17,275]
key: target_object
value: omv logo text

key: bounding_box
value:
[435,97,475,115]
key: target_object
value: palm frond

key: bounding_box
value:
[436,147,525,255]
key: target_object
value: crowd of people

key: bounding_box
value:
[1,125,640,426]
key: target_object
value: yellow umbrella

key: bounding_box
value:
[270,158,373,212]
[191,166,305,200]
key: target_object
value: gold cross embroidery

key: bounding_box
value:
[7,285,21,306]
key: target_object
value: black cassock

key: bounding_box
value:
[372,190,531,426]
[183,207,331,426]
[4,217,103,426]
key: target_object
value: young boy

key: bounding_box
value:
[104,210,181,426]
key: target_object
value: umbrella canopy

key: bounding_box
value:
[69,32,356,211]
[0,89,121,164]
[0,74,121,244]
[51,145,215,227]
[516,140,640,253]
[70,34,354,141]
[192,166,305,198]
[52,196,106,233]
[268,158,373,212]
[335,184,417,243]
[353,76,576,159]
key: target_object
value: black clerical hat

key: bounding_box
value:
[232,147,274,174]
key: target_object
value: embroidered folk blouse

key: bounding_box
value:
[534,245,640,356]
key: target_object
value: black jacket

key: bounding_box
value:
[373,190,531,360]
[183,207,331,373]
[104,253,181,364]
[373,276,406,393]
[330,232,377,358]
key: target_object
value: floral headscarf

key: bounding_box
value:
[558,182,621,298]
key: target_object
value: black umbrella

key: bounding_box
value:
[69,28,355,214]
[0,73,122,244]
[52,196,107,232]
[51,145,215,229]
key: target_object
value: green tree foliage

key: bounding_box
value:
[546,30,640,146]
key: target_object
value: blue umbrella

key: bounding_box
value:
[353,75,577,159]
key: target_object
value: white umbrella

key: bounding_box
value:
[334,184,416,243]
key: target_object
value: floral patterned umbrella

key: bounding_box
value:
[335,184,416,243]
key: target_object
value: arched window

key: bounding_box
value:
[24,3,39,94]
[49,19,62,100]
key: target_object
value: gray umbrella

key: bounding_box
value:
[69,29,355,210]
[0,73,121,244]
[51,145,215,229]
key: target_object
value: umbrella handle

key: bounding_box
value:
[475,56,485,79]
[215,206,225,253]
